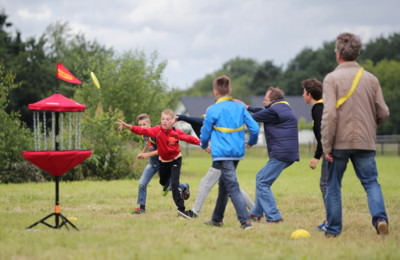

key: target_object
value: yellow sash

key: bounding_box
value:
[213,125,245,133]
[336,68,364,108]
[213,96,245,133]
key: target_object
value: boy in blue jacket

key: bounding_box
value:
[236,87,299,223]
[200,75,259,230]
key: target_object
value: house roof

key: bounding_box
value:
[180,96,312,122]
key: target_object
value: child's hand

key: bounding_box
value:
[137,153,147,159]
[309,158,319,169]
[117,119,130,130]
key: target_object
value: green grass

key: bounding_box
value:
[1,148,399,260]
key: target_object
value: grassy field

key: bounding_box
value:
[0,148,399,260]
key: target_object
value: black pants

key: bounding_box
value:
[159,157,185,211]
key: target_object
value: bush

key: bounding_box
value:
[74,105,143,180]
[0,65,36,183]
[0,161,48,183]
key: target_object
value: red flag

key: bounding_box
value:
[56,63,82,84]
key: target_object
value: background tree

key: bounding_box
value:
[278,41,336,95]
[0,12,57,127]
[0,64,39,183]
[184,57,260,100]
[251,60,282,95]
[360,33,400,63]
[363,59,400,134]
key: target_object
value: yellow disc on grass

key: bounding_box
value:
[290,229,311,239]
[68,216,78,222]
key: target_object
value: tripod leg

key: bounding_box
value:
[59,214,79,231]
[26,213,56,229]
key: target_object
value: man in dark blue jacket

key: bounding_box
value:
[236,87,299,222]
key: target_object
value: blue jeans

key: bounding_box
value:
[251,158,292,222]
[211,160,249,224]
[137,156,160,206]
[325,150,388,235]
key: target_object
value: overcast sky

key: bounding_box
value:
[1,0,399,89]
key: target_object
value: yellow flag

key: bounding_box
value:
[90,72,101,89]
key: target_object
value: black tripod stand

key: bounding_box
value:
[26,176,79,231]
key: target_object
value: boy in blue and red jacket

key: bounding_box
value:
[200,75,259,230]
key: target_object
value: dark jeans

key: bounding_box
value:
[211,160,248,224]
[325,150,388,235]
[159,157,185,211]
[320,158,329,214]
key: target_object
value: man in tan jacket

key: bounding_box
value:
[321,32,390,237]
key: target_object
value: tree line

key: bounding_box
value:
[183,34,400,135]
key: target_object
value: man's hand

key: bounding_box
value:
[233,98,249,109]
[204,147,211,154]
[324,153,334,163]
[309,158,319,169]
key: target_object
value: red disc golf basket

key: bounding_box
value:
[22,93,92,231]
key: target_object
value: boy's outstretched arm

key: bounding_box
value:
[199,112,214,149]
[174,128,200,145]
[244,110,259,146]
[176,114,204,137]
[117,119,159,137]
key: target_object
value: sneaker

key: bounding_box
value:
[249,215,262,223]
[181,184,190,200]
[317,222,327,232]
[162,186,169,196]
[204,220,224,227]
[325,233,338,238]
[132,208,145,214]
[177,210,195,220]
[241,222,253,230]
[375,220,389,235]
[267,219,284,224]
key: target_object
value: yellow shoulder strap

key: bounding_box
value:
[336,68,364,109]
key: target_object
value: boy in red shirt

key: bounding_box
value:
[118,109,200,218]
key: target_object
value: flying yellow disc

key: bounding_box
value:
[290,229,311,239]
[90,71,101,89]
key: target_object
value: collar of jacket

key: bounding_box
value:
[216,96,233,103]
[335,61,360,70]
[265,98,287,108]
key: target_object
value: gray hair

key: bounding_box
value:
[336,32,362,61]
